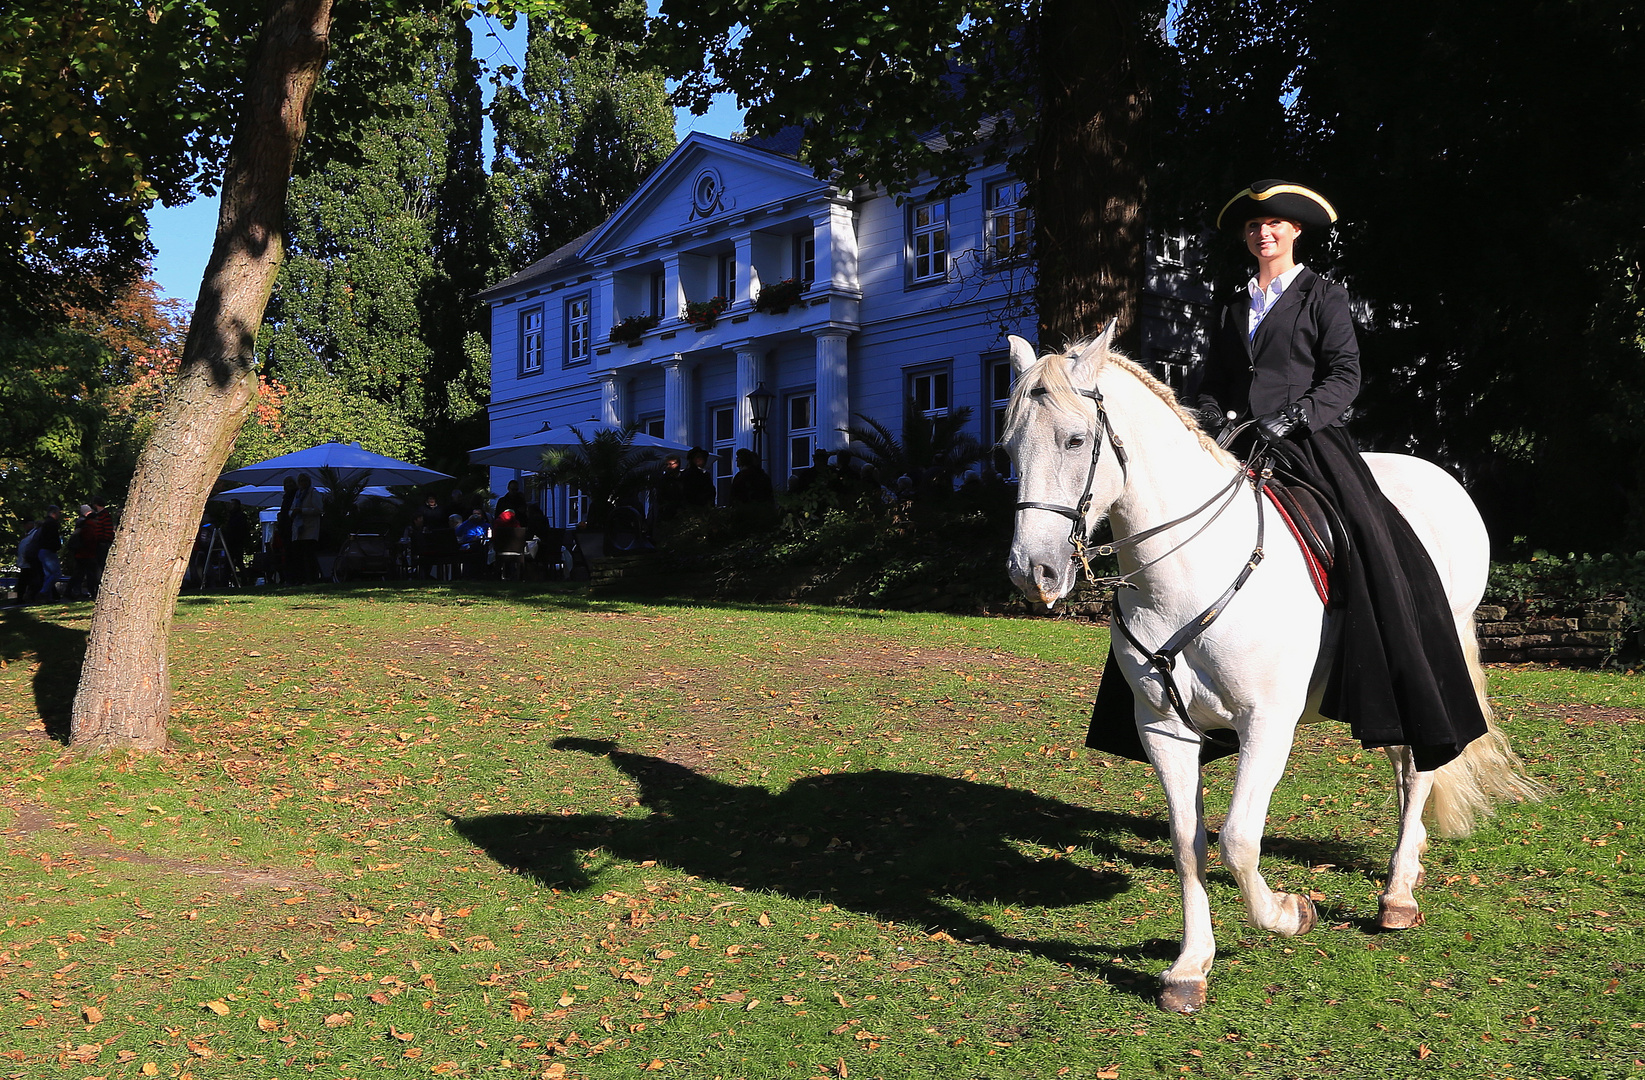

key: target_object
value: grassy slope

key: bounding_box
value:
[0,586,1639,1080]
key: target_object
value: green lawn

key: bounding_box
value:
[0,585,1639,1079]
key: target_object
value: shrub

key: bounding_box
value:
[609,313,659,344]
[753,278,805,314]
[682,296,728,327]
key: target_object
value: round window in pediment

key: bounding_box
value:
[691,168,724,216]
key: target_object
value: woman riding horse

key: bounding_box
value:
[1089,180,1487,772]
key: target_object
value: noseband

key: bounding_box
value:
[1013,384,1130,580]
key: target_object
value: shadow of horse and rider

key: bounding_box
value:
[454,737,1387,996]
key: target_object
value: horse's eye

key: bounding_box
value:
[1065,434,1086,450]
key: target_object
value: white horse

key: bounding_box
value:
[1002,329,1540,1014]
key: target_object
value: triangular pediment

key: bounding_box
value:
[579,133,831,259]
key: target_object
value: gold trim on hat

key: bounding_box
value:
[1216,184,1338,228]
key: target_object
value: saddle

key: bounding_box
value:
[1261,479,1338,605]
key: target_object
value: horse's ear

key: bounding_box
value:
[1094,320,1118,355]
[1008,335,1037,375]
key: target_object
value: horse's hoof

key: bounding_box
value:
[1274,891,1318,936]
[1378,899,1424,930]
[1158,979,1207,1014]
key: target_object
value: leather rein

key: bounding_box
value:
[1013,381,1273,739]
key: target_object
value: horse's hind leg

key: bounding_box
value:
[1379,746,1431,929]
[1142,726,1214,1014]
[1222,720,1318,937]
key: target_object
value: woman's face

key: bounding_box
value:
[1245,217,1301,263]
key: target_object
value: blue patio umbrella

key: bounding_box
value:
[468,421,691,472]
[219,442,452,488]
[213,484,400,509]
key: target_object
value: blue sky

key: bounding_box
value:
[145,13,744,305]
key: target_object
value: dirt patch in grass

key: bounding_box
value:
[2,800,321,893]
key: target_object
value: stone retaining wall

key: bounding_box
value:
[1473,600,1626,665]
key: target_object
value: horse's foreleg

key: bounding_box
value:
[1222,720,1317,937]
[1142,726,1214,1014]
[1379,746,1431,929]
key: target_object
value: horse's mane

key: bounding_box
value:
[1002,335,1236,466]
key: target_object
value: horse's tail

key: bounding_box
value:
[1426,616,1545,838]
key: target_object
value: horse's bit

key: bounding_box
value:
[1013,377,1273,739]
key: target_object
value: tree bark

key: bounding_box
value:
[69,0,334,752]
[1028,0,1149,354]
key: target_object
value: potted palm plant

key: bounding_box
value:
[539,425,661,561]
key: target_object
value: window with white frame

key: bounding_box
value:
[650,271,667,317]
[793,233,816,283]
[640,414,665,440]
[908,366,951,418]
[1149,231,1187,264]
[716,253,736,303]
[564,294,591,366]
[711,405,735,501]
[908,199,948,284]
[786,392,816,482]
[519,307,544,375]
[988,355,1015,476]
[988,180,1030,262]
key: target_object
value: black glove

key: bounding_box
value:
[1194,398,1229,434]
[1255,402,1308,442]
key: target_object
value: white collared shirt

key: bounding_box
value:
[1247,263,1307,338]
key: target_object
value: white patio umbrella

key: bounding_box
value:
[219,441,453,488]
[468,421,692,471]
[214,484,400,509]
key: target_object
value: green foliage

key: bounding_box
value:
[253,10,483,472]
[656,476,1018,612]
[228,375,426,472]
[752,277,804,314]
[846,401,986,495]
[538,425,662,529]
[487,5,676,277]
[608,312,659,343]
[0,326,114,543]
[680,295,727,326]
[0,2,252,325]
[1160,0,1645,552]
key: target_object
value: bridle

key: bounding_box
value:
[1012,369,1275,739]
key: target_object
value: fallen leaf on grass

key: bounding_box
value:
[510,1001,533,1022]
[402,1047,423,1060]
[141,1066,159,1078]
[431,1063,459,1075]
[642,1060,665,1071]
[256,1016,279,1032]
[832,991,849,1007]
[323,1012,353,1027]
[68,1045,101,1064]
[1096,1068,1120,1079]
[1417,1045,1432,1060]
[390,1025,414,1041]
[202,1000,229,1016]
[82,1005,103,1024]
[542,1065,567,1078]
[186,1041,213,1058]
[557,992,575,1007]
[758,913,772,927]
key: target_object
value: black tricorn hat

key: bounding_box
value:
[1216,180,1338,231]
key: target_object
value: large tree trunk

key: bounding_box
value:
[1028,0,1149,354]
[69,0,334,752]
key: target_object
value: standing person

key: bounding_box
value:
[443,488,469,523]
[275,477,299,584]
[32,506,67,601]
[655,454,685,519]
[12,519,42,605]
[78,497,114,597]
[1179,179,1484,768]
[290,473,323,585]
[221,498,252,576]
[494,479,527,519]
[681,447,716,509]
[728,448,773,504]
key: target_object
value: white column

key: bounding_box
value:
[734,233,757,308]
[663,354,690,447]
[813,330,851,450]
[600,371,625,425]
[826,200,858,291]
[734,345,763,455]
